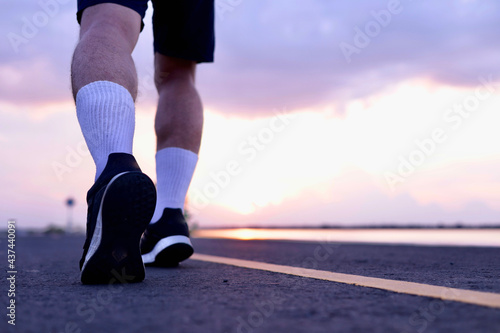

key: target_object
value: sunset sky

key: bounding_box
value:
[1,0,500,229]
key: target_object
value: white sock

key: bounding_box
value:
[151,147,198,223]
[76,81,135,180]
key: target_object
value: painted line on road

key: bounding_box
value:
[191,253,500,309]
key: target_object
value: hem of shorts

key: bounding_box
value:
[76,1,146,31]
[153,49,214,64]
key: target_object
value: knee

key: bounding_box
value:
[79,4,140,51]
[154,54,196,91]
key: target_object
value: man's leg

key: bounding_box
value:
[154,54,203,153]
[72,3,156,284]
[139,0,214,267]
[151,54,202,221]
[72,3,140,99]
[72,4,141,180]
[139,55,202,266]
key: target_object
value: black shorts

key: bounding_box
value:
[76,0,215,63]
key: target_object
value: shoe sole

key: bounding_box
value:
[81,172,156,284]
[142,236,194,267]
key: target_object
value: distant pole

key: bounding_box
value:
[66,197,75,233]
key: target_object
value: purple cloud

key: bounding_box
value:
[1,0,499,115]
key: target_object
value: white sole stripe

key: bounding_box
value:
[142,235,192,264]
[81,172,130,274]
[190,253,500,309]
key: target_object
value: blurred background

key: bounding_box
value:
[1,0,500,231]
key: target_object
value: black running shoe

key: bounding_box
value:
[80,153,156,284]
[140,208,194,267]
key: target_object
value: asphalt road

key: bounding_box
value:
[1,235,499,333]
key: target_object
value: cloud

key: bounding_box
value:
[198,0,500,114]
[1,0,77,105]
[2,0,500,116]
[2,0,500,229]
[191,167,500,227]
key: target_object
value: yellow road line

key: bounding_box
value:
[191,253,500,309]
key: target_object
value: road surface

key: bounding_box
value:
[1,235,499,333]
